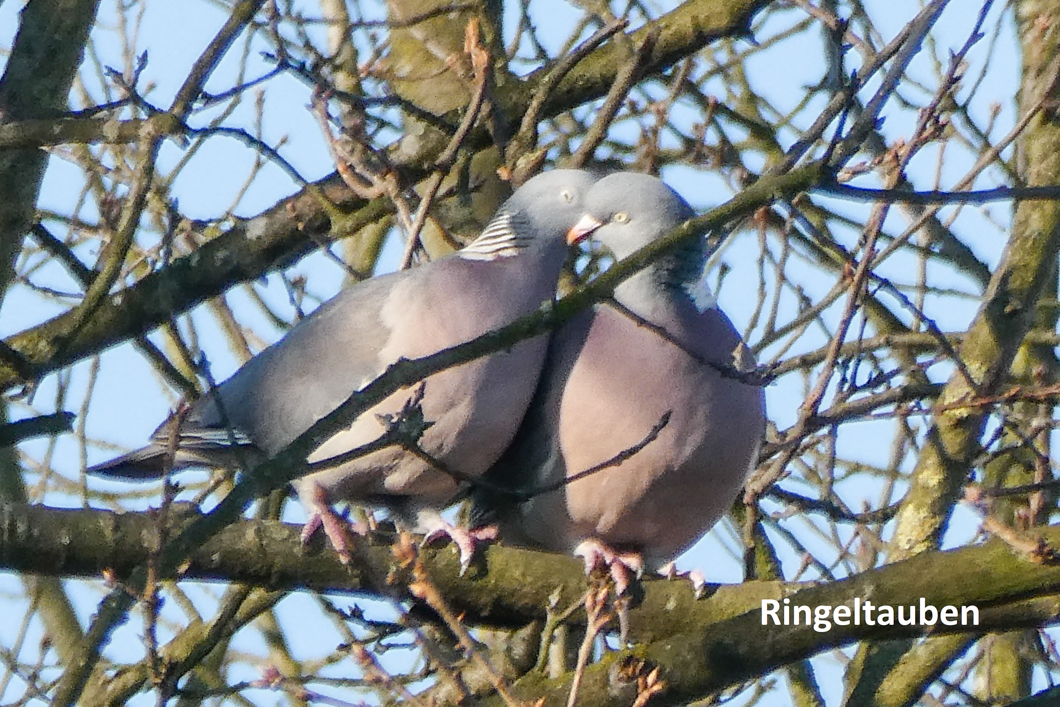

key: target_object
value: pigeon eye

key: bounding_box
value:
[613,212,630,223]
[559,189,575,203]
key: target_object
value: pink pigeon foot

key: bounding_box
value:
[573,538,613,574]
[422,519,499,575]
[298,483,368,564]
[658,563,708,598]
[573,539,644,595]
[688,569,707,598]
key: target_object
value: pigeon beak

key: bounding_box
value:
[566,215,603,245]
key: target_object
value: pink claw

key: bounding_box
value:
[422,520,498,574]
[574,538,614,574]
[657,563,708,598]
[573,539,643,595]
[298,483,368,564]
[687,569,707,598]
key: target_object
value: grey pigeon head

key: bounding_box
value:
[503,170,596,241]
[575,172,696,260]
[459,169,597,267]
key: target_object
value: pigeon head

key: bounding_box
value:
[461,169,598,262]
[568,172,696,259]
[502,169,598,241]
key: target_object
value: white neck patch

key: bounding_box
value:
[684,256,717,313]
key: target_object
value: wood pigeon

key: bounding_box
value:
[88,169,600,567]
[474,172,765,593]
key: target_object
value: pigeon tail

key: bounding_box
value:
[86,444,182,479]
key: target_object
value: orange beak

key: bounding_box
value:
[566,214,603,245]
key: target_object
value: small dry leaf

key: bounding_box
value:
[463,17,489,73]
[392,531,418,569]
[408,579,428,600]
[463,17,480,55]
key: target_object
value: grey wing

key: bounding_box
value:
[181,270,408,456]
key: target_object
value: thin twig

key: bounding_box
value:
[566,585,611,707]
[56,0,271,368]
[828,0,952,167]
[526,411,672,497]
[311,92,387,200]
[406,549,522,707]
[399,19,492,270]
[823,179,1060,203]
[767,487,900,525]
[565,27,657,168]
[534,590,588,674]
[387,404,671,502]
[606,297,771,385]
[778,0,950,172]
[509,18,629,164]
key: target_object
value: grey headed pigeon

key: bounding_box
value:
[88,169,600,567]
[475,171,765,594]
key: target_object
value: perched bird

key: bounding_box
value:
[88,169,599,567]
[475,172,765,593]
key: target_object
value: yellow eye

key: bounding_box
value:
[559,189,575,203]
[613,212,630,223]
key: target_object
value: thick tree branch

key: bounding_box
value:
[0,0,102,300]
[5,502,1060,704]
[888,0,1060,564]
